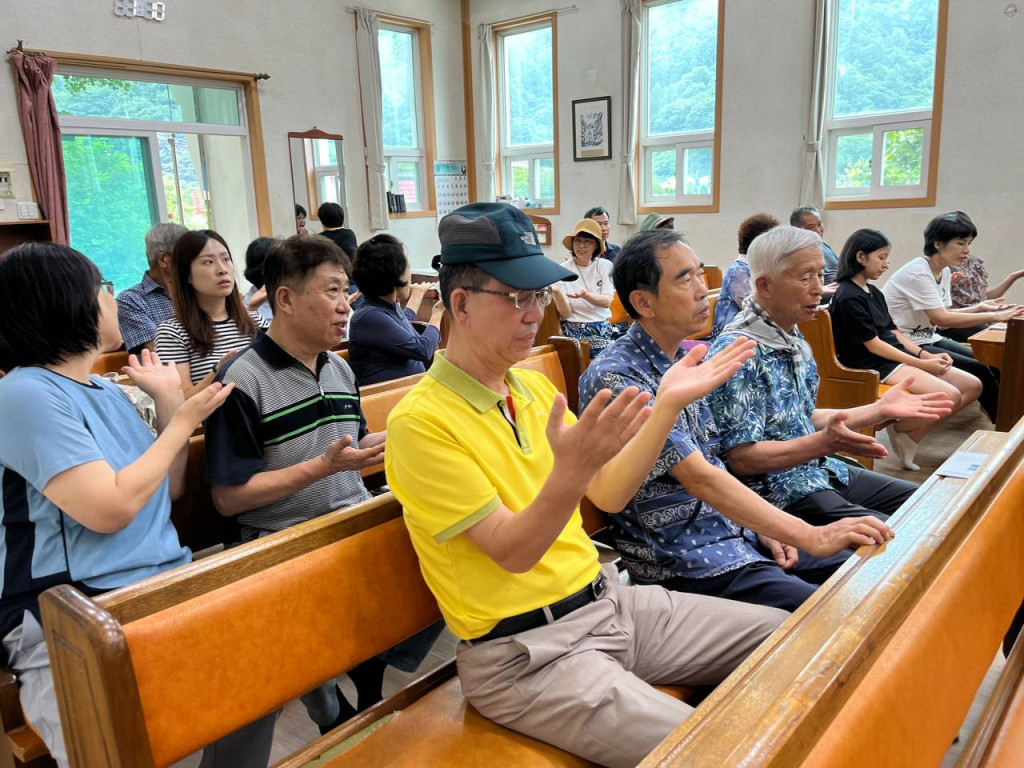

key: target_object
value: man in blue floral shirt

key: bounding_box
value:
[580,229,894,610]
[708,226,954,525]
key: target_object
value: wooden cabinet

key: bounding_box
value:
[0,220,52,253]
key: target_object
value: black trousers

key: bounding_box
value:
[922,336,1001,422]
[938,323,989,344]
[784,465,917,525]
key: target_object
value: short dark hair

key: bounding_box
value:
[737,213,780,255]
[264,235,352,312]
[924,211,978,256]
[243,236,277,286]
[170,230,256,357]
[790,206,820,226]
[612,230,687,319]
[0,242,102,370]
[584,206,609,219]
[836,228,892,283]
[353,234,409,298]
[435,258,489,311]
[295,204,307,218]
[318,202,346,228]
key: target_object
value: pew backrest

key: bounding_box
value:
[41,494,439,768]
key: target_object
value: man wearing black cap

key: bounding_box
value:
[384,203,786,768]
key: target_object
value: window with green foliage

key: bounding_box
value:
[498,21,556,209]
[379,23,429,212]
[53,70,257,292]
[640,0,719,208]
[826,0,940,201]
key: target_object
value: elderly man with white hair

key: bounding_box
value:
[707,226,954,524]
[116,222,188,355]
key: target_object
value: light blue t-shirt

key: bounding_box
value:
[0,367,189,648]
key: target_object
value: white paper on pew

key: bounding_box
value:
[935,452,988,479]
[989,322,1007,330]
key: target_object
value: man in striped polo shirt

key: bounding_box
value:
[205,235,394,733]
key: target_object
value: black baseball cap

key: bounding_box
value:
[436,203,576,290]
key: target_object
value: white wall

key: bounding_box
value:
[0,0,465,270]
[467,0,1024,300]
[4,1,1023,295]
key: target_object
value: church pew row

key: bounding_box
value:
[639,417,1024,768]
[954,627,1024,767]
[798,308,892,470]
[994,316,1024,432]
[39,490,693,768]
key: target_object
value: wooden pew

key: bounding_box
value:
[1,669,54,767]
[955,629,1024,767]
[702,265,722,291]
[639,419,1024,768]
[798,308,891,469]
[39,492,695,768]
[89,350,129,375]
[969,317,1024,433]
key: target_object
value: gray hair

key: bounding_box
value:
[789,205,820,227]
[747,225,822,281]
[145,223,188,268]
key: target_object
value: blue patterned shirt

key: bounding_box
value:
[115,273,175,353]
[579,323,768,582]
[713,255,750,338]
[707,330,849,509]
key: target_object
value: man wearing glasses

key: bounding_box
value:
[385,203,786,768]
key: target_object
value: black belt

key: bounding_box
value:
[471,575,606,644]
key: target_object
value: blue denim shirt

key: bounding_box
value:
[579,323,768,582]
[707,330,849,509]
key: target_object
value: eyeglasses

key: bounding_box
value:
[459,285,554,310]
[99,280,114,295]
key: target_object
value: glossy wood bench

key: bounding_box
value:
[39,491,694,768]
[640,418,1024,767]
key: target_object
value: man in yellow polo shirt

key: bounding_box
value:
[385,203,787,768]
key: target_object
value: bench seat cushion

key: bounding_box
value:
[324,677,695,767]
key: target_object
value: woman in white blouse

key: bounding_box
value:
[552,218,616,356]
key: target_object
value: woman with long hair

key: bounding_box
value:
[156,229,269,398]
[831,228,982,469]
[0,242,232,766]
[552,218,616,356]
[348,234,444,385]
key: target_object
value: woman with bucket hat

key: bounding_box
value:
[552,219,616,356]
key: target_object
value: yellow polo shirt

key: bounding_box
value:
[385,352,601,640]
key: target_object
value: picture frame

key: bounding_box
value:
[572,97,612,162]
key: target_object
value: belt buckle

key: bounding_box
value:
[589,575,605,600]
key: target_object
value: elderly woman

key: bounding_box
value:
[882,212,1021,423]
[713,213,780,337]
[552,218,616,356]
[0,242,232,767]
[830,228,982,469]
[348,234,445,385]
[156,229,269,398]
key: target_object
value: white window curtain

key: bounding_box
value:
[618,0,642,226]
[800,0,831,208]
[477,24,496,203]
[355,8,389,230]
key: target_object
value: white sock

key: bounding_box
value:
[886,424,920,471]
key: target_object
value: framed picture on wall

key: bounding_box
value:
[572,97,612,161]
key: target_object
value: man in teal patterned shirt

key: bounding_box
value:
[707,226,954,524]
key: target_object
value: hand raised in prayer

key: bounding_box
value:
[877,377,955,422]
[654,337,755,413]
[545,388,652,480]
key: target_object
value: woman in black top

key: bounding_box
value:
[830,228,981,470]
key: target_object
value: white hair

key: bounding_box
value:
[747,225,822,281]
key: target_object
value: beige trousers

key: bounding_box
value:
[456,566,787,768]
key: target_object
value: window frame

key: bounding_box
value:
[378,18,437,217]
[823,0,948,210]
[494,14,560,214]
[54,65,260,243]
[637,0,724,215]
[380,18,436,217]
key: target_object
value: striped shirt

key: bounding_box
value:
[155,313,269,384]
[204,333,372,539]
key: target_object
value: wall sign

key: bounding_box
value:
[114,0,166,21]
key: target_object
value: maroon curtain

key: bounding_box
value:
[9,52,69,245]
